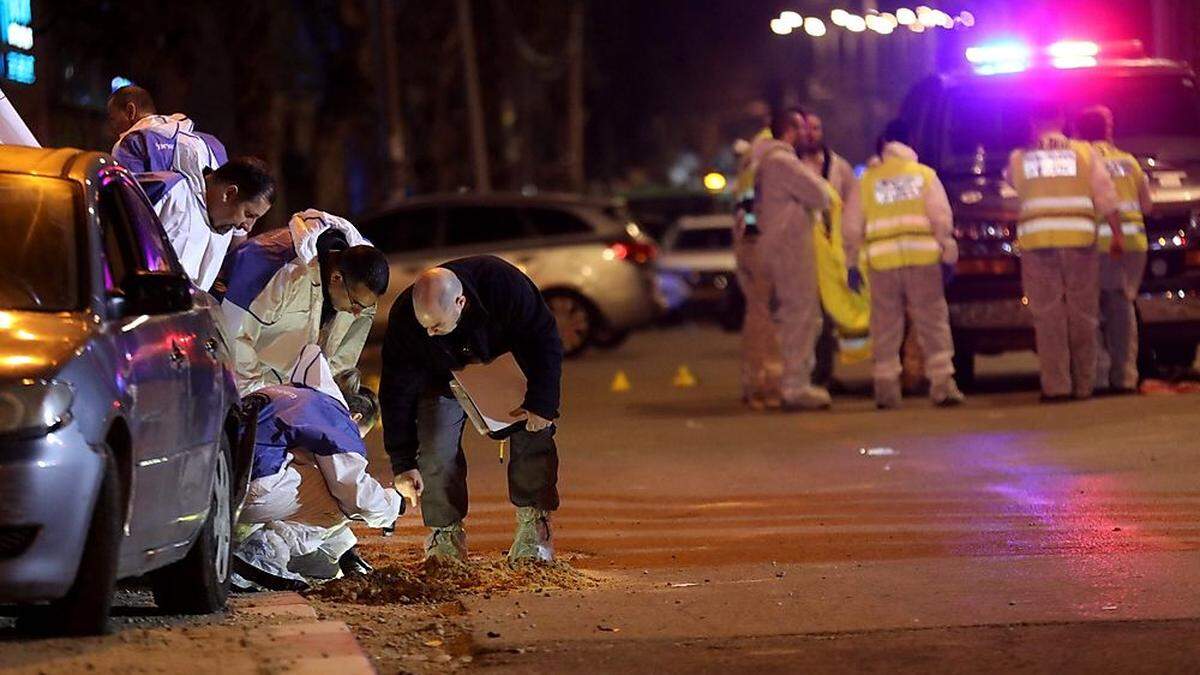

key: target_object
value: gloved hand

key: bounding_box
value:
[510,408,553,432]
[847,267,864,293]
[393,469,423,510]
[941,262,956,287]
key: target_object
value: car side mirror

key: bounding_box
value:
[108,271,193,318]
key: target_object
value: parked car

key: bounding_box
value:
[897,39,1200,384]
[656,214,742,330]
[0,147,248,635]
[358,193,665,356]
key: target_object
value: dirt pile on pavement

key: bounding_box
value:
[309,556,597,606]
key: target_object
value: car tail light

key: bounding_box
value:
[606,240,657,264]
[956,258,1017,276]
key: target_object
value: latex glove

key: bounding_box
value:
[510,408,553,432]
[941,262,956,287]
[847,267,864,293]
[393,469,423,510]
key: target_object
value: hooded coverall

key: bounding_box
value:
[805,147,859,386]
[136,171,232,292]
[751,138,832,406]
[1007,134,1120,398]
[113,113,227,199]
[733,130,783,404]
[1092,141,1152,390]
[218,210,376,396]
[844,142,959,403]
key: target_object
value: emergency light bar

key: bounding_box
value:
[965,39,1145,75]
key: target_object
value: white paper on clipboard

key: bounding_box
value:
[450,353,527,435]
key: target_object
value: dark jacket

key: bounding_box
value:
[380,256,563,473]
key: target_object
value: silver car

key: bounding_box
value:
[0,147,248,635]
[358,193,665,356]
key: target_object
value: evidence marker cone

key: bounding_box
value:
[611,370,632,393]
[673,365,698,388]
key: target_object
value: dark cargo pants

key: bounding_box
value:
[416,394,560,528]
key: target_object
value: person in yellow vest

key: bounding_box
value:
[1073,106,1152,393]
[1006,103,1124,402]
[844,120,964,408]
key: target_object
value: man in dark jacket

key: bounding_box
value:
[380,256,563,562]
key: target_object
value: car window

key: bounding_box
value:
[525,207,593,237]
[443,206,527,247]
[0,175,81,311]
[103,178,180,274]
[673,228,733,251]
[363,207,440,253]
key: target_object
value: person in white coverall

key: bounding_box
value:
[843,121,964,408]
[108,85,228,199]
[136,157,276,292]
[234,347,402,587]
[752,107,833,410]
[218,210,389,396]
[1074,106,1153,393]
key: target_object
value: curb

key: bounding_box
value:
[230,592,376,674]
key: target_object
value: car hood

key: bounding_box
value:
[944,175,1020,221]
[0,311,93,381]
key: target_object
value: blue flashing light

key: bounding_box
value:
[965,41,1031,75]
[1,0,30,26]
[111,76,134,92]
[6,51,33,84]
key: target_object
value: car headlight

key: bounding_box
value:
[0,380,74,437]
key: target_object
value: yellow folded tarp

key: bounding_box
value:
[812,184,872,363]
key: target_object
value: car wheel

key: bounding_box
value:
[544,291,595,358]
[952,345,976,390]
[19,446,121,636]
[150,433,233,614]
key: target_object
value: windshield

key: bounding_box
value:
[941,73,1200,174]
[0,174,81,311]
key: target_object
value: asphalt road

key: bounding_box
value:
[359,323,1200,673]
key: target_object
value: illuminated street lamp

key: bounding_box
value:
[779,10,803,29]
[804,17,827,37]
[770,18,793,35]
[844,14,867,32]
[830,8,850,26]
[896,8,917,25]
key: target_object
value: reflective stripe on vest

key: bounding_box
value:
[1010,144,1097,249]
[862,160,940,271]
[1094,143,1149,252]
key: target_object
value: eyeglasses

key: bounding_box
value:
[340,276,376,313]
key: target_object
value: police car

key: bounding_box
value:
[897,39,1200,385]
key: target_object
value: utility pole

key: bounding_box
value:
[379,0,408,201]
[456,0,491,192]
[565,0,586,193]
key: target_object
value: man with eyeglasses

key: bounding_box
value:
[218,209,389,396]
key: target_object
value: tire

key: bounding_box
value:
[150,433,233,614]
[544,290,596,358]
[952,345,976,390]
[19,446,121,636]
[592,327,630,350]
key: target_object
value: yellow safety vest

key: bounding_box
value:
[1092,142,1149,252]
[1009,141,1098,250]
[861,158,941,271]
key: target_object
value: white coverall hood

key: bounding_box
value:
[287,344,349,410]
[880,141,919,163]
[114,113,196,147]
[288,209,371,265]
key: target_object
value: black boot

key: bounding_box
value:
[338,546,374,576]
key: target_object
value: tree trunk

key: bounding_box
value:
[456,0,491,192]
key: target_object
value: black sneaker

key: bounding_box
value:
[338,546,374,576]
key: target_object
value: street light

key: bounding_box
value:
[703,172,727,192]
[770,18,793,35]
[804,17,827,37]
[830,8,850,26]
[896,8,916,25]
[779,10,803,29]
[844,14,867,32]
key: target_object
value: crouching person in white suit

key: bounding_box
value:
[233,347,402,589]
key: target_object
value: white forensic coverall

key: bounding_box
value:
[219,210,376,396]
[136,171,232,292]
[113,113,227,199]
[236,347,401,582]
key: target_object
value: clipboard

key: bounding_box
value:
[449,353,529,440]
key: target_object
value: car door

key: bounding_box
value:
[97,176,194,552]
[111,178,222,539]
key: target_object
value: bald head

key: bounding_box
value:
[413,268,466,336]
[106,85,157,139]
